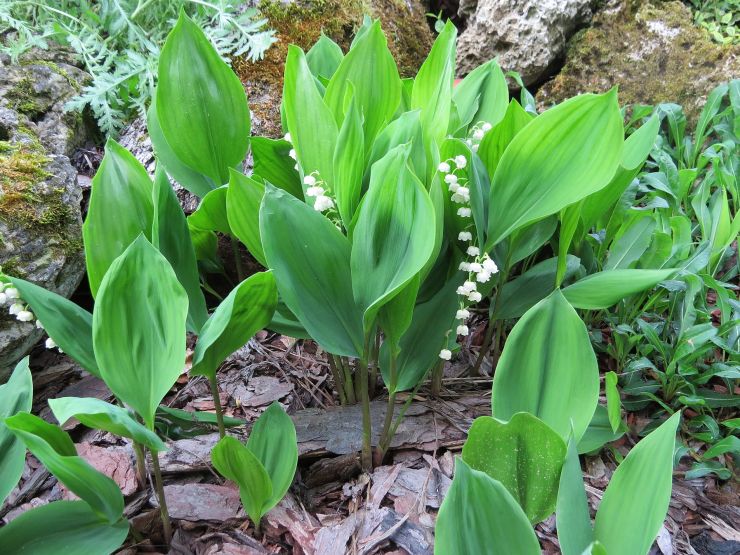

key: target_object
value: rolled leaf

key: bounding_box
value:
[0,357,32,505]
[604,372,622,433]
[462,413,566,524]
[192,272,278,379]
[434,458,540,554]
[157,11,250,185]
[93,236,188,429]
[556,434,594,555]
[227,170,267,266]
[562,269,676,309]
[333,89,364,227]
[594,412,681,555]
[492,289,599,441]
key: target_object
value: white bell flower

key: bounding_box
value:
[438,162,451,173]
[457,207,472,217]
[459,262,471,272]
[458,231,472,242]
[45,337,57,349]
[467,246,480,256]
[469,262,482,273]
[456,309,470,319]
[284,132,292,142]
[6,287,19,299]
[439,349,452,360]
[9,303,23,315]
[454,155,467,169]
[306,186,325,197]
[0,292,6,305]
[476,270,492,283]
[303,175,317,186]
[444,174,458,184]
[473,129,485,140]
[289,149,297,160]
[481,122,492,132]
[468,291,482,302]
[17,310,34,322]
[314,195,334,212]
[456,325,469,336]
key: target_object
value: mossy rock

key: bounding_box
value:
[233,0,434,137]
[537,1,740,119]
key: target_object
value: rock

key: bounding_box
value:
[536,1,740,119]
[0,54,91,380]
[456,0,598,85]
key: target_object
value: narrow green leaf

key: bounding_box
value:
[227,170,267,266]
[377,276,420,357]
[557,202,583,287]
[83,139,153,297]
[434,458,540,555]
[594,412,681,555]
[0,357,32,505]
[557,434,594,555]
[93,236,188,429]
[260,186,364,356]
[364,110,426,188]
[192,272,278,378]
[351,145,436,332]
[0,500,129,555]
[462,413,566,523]
[333,89,364,227]
[577,405,626,454]
[477,99,533,181]
[5,413,124,523]
[49,397,166,452]
[604,214,656,270]
[157,12,250,185]
[8,278,98,377]
[246,402,298,509]
[211,435,273,526]
[487,90,623,248]
[562,269,676,309]
[604,372,622,433]
[492,289,599,441]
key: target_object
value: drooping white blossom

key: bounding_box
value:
[456,309,470,319]
[8,303,23,316]
[444,174,458,185]
[438,162,451,173]
[469,262,482,273]
[466,246,480,256]
[16,310,34,322]
[45,337,57,349]
[473,129,485,140]
[284,132,292,142]
[481,122,492,132]
[289,149,297,160]
[468,291,482,302]
[303,174,317,186]
[306,186,325,197]
[482,256,499,274]
[459,262,471,272]
[457,207,472,217]
[454,155,467,169]
[458,231,472,242]
[476,270,492,283]
[313,195,334,212]
[439,349,452,360]
[5,287,19,299]
[456,325,469,336]
[0,292,6,305]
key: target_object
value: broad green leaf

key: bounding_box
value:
[377,275,420,357]
[283,45,338,188]
[462,413,566,523]
[351,145,436,332]
[260,186,364,356]
[333,89,364,227]
[562,269,676,309]
[148,96,215,198]
[604,214,656,270]
[250,137,303,198]
[93,236,188,429]
[157,12,250,185]
[211,435,273,526]
[0,357,32,505]
[364,110,426,188]
[0,500,129,555]
[496,216,558,267]
[5,413,123,523]
[306,34,344,79]
[188,185,231,235]
[492,289,599,441]
[557,435,594,555]
[227,170,267,266]
[268,302,311,339]
[83,139,153,297]
[246,402,298,509]
[495,255,579,319]
[324,20,401,147]
[477,99,533,181]
[8,277,98,376]
[49,397,166,452]
[702,435,740,459]
[153,166,208,333]
[192,272,278,378]
[486,90,623,248]
[594,412,681,555]
[379,276,461,393]
[434,458,540,555]
[451,59,508,133]
[604,372,621,433]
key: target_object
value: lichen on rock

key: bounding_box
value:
[536,1,740,119]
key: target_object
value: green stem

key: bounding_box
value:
[368,331,381,398]
[151,450,172,546]
[327,356,348,405]
[359,335,373,470]
[472,263,510,375]
[336,356,356,404]
[430,358,443,397]
[133,441,147,488]
[230,236,246,282]
[376,350,398,461]
[208,374,226,439]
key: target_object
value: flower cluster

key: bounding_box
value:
[466,121,493,152]
[0,283,60,351]
[303,173,335,212]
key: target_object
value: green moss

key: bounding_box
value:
[24,60,82,92]
[6,76,42,117]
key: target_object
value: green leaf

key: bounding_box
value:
[283,45,338,188]
[306,34,344,79]
[577,405,626,454]
[486,90,623,248]
[324,20,401,148]
[557,201,583,287]
[492,289,599,441]
[211,435,273,527]
[148,96,215,198]
[246,402,298,509]
[188,185,232,235]
[155,405,244,440]
[260,186,364,356]
[604,372,622,433]
[364,110,426,188]
[451,59,509,133]
[93,236,188,429]
[227,170,267,266]
[157,12,250,185]
[333,89,364,227]
[462,413,566,523]
[351,145,436,332]
[0,357,32,505]
[377,275,420,357]
[49,397,166,452]
[594,412,681,555]
[562,269,676,309]
[702,435,740,460]
[604,214,656,270]
[83,139,153,297]
[250,137,303,199]
[153,166,208,333]
[0,500,129,555]
[477,99,533,181]
[556,435,594,555]
[192,272,278,378]
[4,413,124,523]
[434,458,540,555]
[8,277,98,377]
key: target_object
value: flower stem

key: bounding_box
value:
[230,235,245,283]
[151,450,172,546]
[133,441,147,488]
[208,374,226,439]
[327,356,348,405]
[359,335,373,470]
